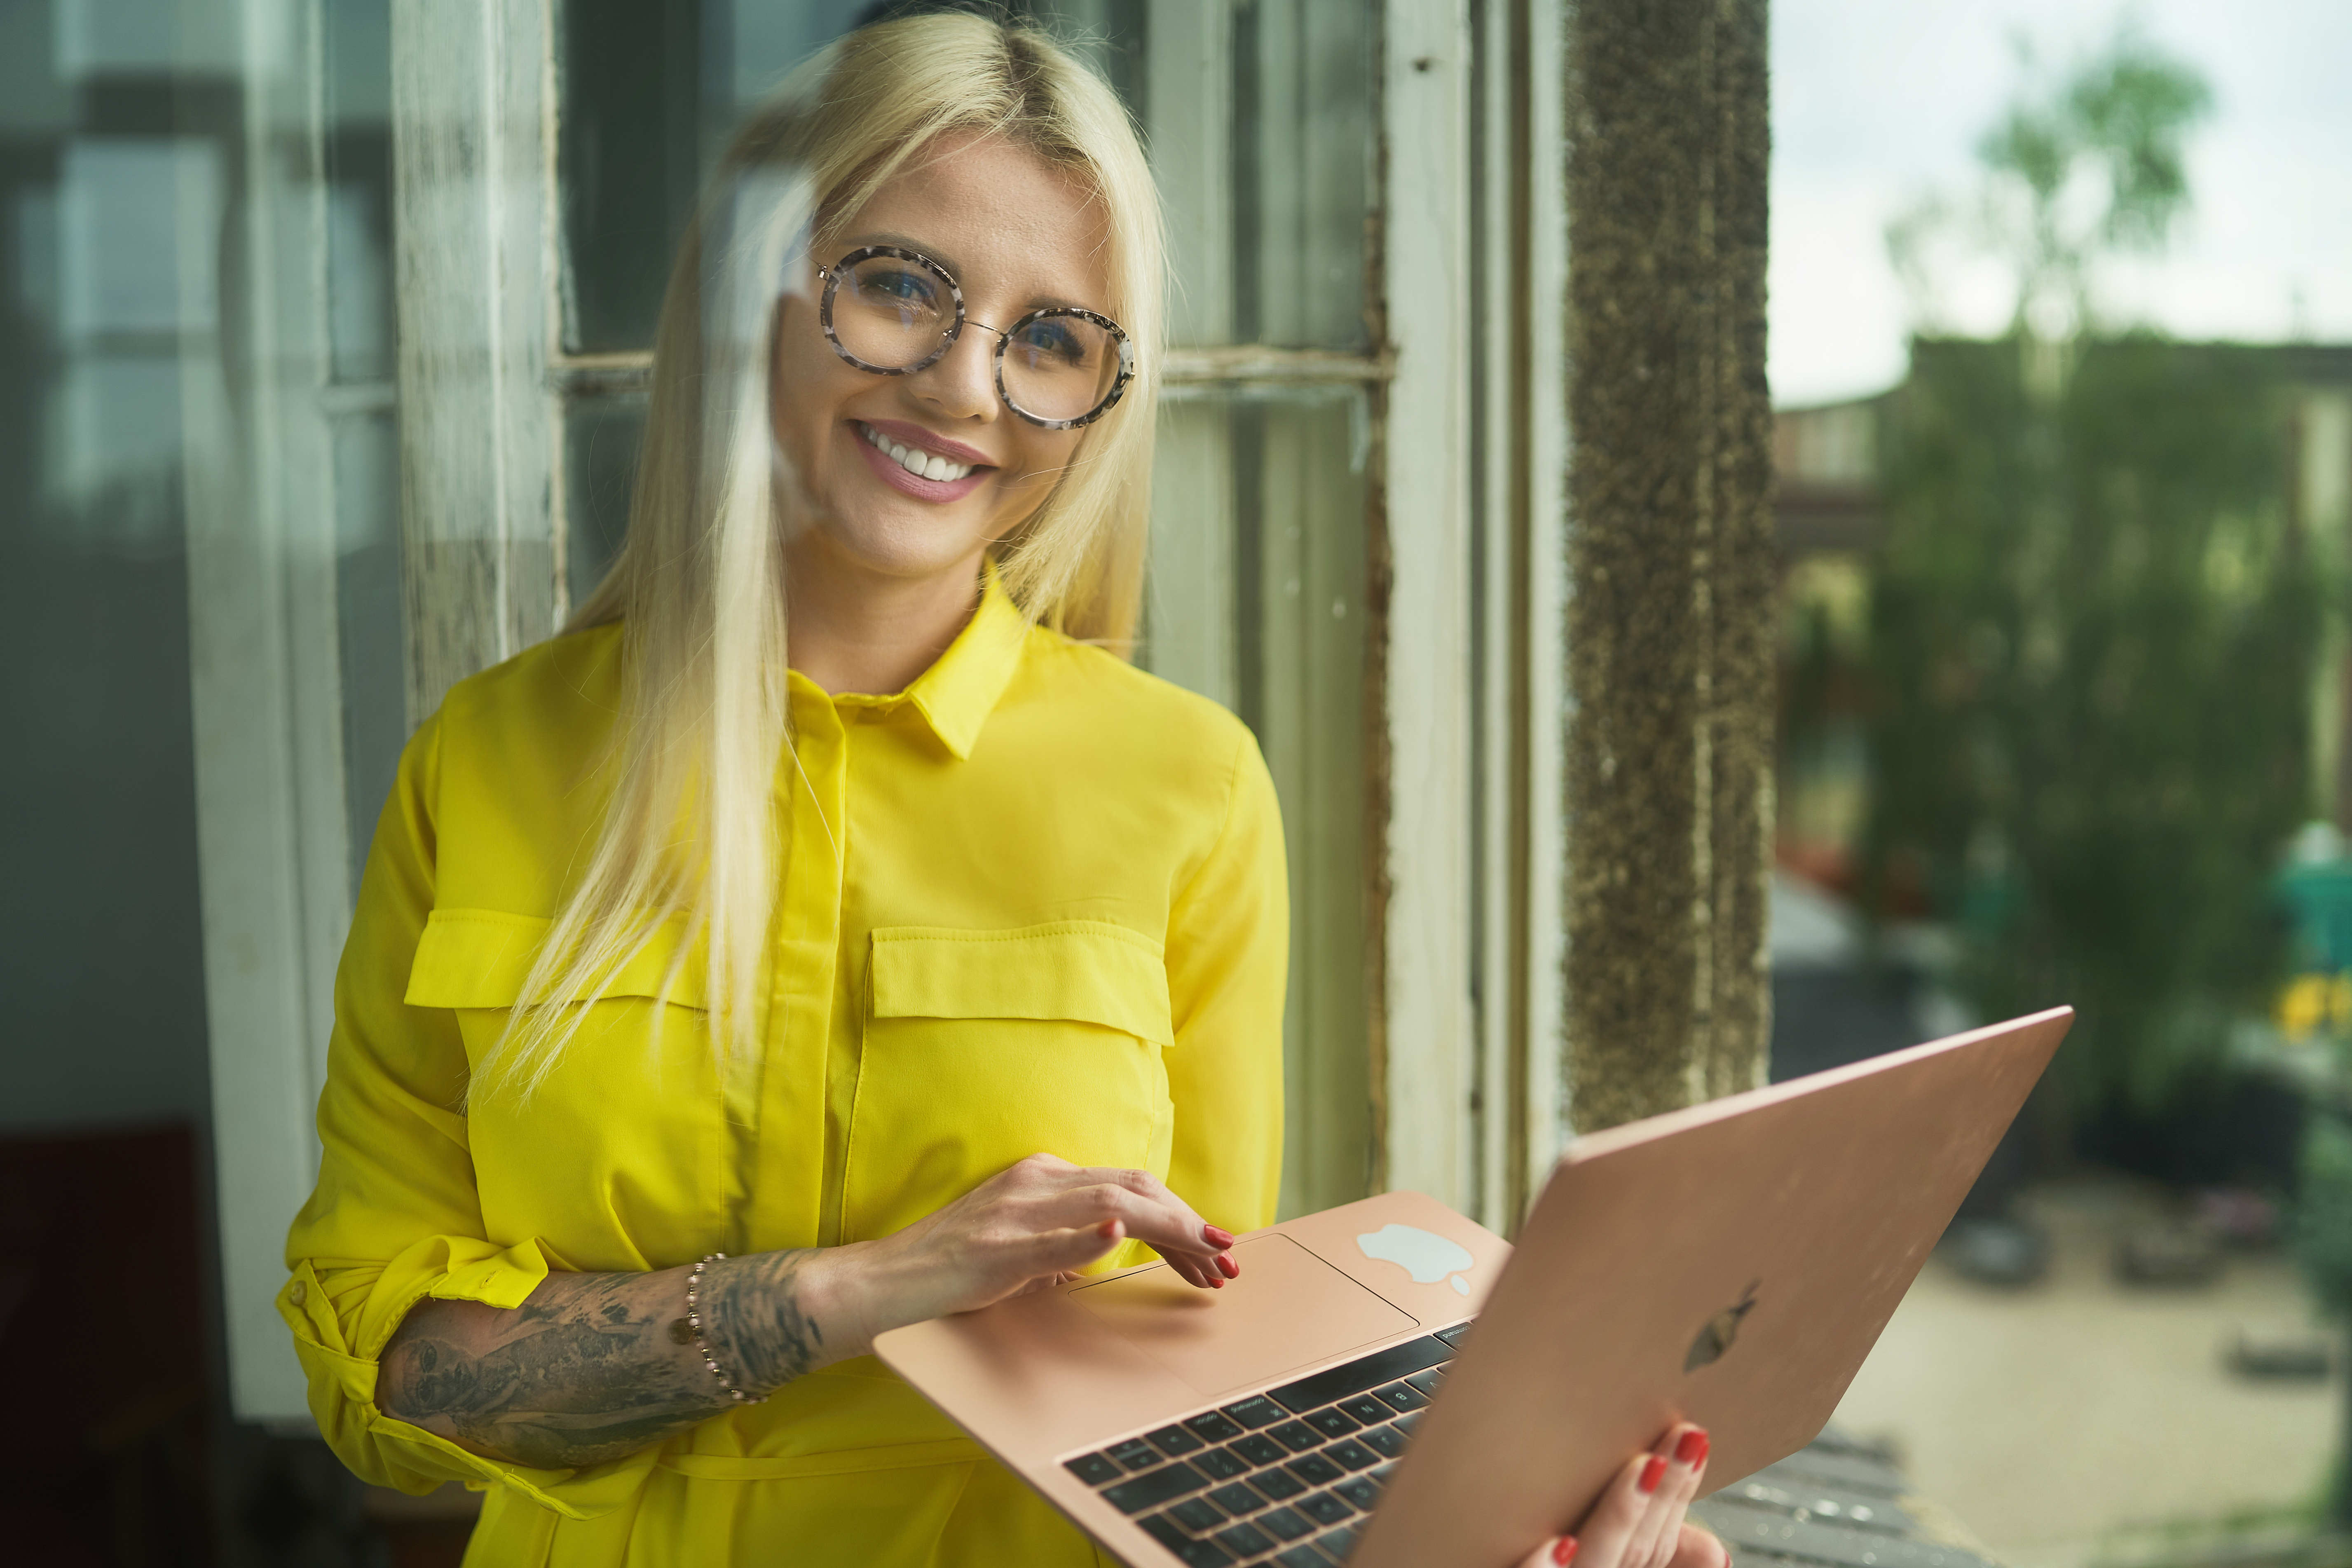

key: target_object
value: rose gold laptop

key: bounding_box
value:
[875,1006,2071,1568]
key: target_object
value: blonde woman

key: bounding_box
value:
[282,12,1718,1566]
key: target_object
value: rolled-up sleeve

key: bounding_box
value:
[1161,724,1289,1234]
[279,713,647,1519]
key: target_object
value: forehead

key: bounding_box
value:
[833,131,1115,312]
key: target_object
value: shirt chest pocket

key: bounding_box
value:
[842,921,1176,1242]
[405,909,723,1247]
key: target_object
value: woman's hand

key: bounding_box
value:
[1517,1423,1725,1568]
[808,1153,1239,1359]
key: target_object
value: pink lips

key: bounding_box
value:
[851,420,993,504]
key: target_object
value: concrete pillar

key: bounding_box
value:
[1562,0,1776,1130]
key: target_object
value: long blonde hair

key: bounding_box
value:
[479,12,1164,1096]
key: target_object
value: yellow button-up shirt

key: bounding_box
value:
[281,575,1288,1566]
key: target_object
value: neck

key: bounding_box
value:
[785,540,986,697]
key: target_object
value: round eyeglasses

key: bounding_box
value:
[816,245,1135,430]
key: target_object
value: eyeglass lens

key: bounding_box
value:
[829,251,1123,425]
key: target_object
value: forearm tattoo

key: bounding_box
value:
[376,1251,826,1470]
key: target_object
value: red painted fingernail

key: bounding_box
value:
[1675,1428,1710,1467]
[1204,1225,1237,1247]
[1216,1252,1241,1278]
[1639,1455,1668,1494]
[1553,1536,1580,1565]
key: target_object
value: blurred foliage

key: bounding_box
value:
[1850,24,2324,1110]
[1889,18,2212,338]
[1860,336,2315,1106]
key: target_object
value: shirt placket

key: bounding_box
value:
[743,684,851,1254]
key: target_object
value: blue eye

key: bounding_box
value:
[861,268,937,306]
[1014,318,1088,367]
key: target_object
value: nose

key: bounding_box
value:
[909,321,1000,422]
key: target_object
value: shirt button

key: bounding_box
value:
[289,1280,307,1306]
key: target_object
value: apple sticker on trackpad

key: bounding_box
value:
[1356,1223,1476,1296]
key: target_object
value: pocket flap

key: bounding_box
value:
[869,921,1172,1047]
[405,909,707,1011]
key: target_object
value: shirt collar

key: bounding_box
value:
[893,564,1030,761]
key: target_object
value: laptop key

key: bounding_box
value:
[1110,1437,1164,1472]
[1209,1482,1265,1516]
[1285,1453,1345,1487]
[1372,1380,1428,1411]
[1194,1446,1249,1481]
[1168,1496,1228,1533]
[1267,1337,1455,1414]
[1066,1451,1124,1486]
[1256,1505,1315,1542]
[1186,1410,1246,1444]
[1213,1520,1278,1558]
[1357,1423,1406,1459]
[1303,1407,1361,1439]
[1336,1394,1392,1426]
[1403,1367,1445,1398]
[1221,1395,1289,1429]
[1151,1425,1207,1457]
[1393,1409,1425,1436]
[1320,1521,1364,1556]
[1333,1474,1381,1509]
[1433,1320,1476,1348]
[1294,1490,1356,1526]
[1273,1550,1326,1568]
[1104,1461,1211,1515]
[1140,1513,1235,1568]
[1269,1421,1324,1453]
[1231,1434,1289,1467]
[1323,1438,1379,1472]
[1249,1467,1306,1500]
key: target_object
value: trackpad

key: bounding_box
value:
[1070,1234,1416,1399]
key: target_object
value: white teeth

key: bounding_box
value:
[860,422,974,483]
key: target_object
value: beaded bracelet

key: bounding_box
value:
[681,1253,767,1405]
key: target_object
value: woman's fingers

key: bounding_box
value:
[1567,1449,1658,1568]
[1621,1425,1710,1568]
[1028,1217,1128,1279]
[1019,1172,1234,1284]
[1520,1536,1582,1568]
[1567,1423,1710,1568]
[1669,1523,1728,1568]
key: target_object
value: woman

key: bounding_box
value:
[281,12,1719,1566]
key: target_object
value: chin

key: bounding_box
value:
[804,506,991,584]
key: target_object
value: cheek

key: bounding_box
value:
[996,432,1087,506]
[768,311,848,466]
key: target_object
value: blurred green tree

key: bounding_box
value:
[1858,23,2320,1108]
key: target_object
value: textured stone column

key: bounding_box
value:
[1562,0,1776,1130]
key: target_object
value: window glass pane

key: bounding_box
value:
[324,0,394,385]
[566,395,647,609]
[1237,0,1374,349]
[560,0,855,353]
[1146,388,1372,1216]
[334,409,405,883]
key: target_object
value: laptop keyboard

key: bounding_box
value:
[1060,1321,1474,1567]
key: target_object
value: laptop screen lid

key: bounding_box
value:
[1349,1005,2071,1567]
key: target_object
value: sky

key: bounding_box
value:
[1769,0,2352,407]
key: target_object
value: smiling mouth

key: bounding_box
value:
[856,420,986,484]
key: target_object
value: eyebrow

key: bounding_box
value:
[841,230,1107,319]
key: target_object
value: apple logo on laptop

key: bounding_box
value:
[1684,1280,1760,1372]
[1356,1224,1477,1297]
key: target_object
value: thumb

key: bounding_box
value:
[1042,1217,1126,1275]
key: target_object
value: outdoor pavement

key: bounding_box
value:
[1827,1179,2336,1568]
